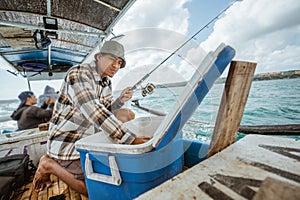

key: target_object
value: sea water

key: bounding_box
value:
[1,78,299,142]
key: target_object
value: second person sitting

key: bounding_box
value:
[11,91,56,130]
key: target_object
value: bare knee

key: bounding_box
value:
[114,109,135,122]
[127,109,135,120]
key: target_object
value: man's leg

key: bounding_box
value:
[33,155,88,196]
[114,108,135,122]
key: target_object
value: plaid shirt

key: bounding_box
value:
[47,62,136,160]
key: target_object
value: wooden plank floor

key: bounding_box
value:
[12,175,88,200]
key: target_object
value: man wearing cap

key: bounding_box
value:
[11,91,56,130]
[33,40,150,196]
[38,85,59,108]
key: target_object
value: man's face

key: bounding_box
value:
[97,53,123,78]
[28,95,37,105]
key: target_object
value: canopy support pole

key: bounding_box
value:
[27,76,31,91]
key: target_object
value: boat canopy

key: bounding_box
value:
[0,0,136,81]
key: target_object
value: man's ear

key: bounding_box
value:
[95,53,102,62]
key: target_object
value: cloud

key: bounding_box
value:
[112,0,208,89]
[115,0,190,35]
[113,0,300,88]
[201,0,300,73]
[111,28,197,89]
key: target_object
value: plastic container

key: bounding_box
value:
[76,116,183,200]
[183,139,210,168]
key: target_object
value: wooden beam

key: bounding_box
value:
[239,124,300,135]
[207,61,257,158]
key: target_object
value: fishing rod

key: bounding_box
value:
[131,1,237,92]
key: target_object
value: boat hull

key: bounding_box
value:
[0,129,47,165]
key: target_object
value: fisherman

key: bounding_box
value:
[38,85,59,109]
[33,40,151,196]
[11,91,56,130]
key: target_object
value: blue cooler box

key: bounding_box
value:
[75,44,235,199]
[76,117,183,200]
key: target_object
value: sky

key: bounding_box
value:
[0,0,300,99]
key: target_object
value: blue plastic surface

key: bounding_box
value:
[156,46,235,149]
[77,138,183,200]
[183,139,209,168]
[77,45,235,199]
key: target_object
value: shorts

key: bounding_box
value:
[53,158,85,180]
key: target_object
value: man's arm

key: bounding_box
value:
[66,66,136,144]
[110,87,133,111]
[28,106,53,119]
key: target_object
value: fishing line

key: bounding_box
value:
[131,0,238,91]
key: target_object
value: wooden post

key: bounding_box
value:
[207,61,257,158]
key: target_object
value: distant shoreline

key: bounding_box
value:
[152,70,300,88]
[217,69,300,83]
[253,69,300,81]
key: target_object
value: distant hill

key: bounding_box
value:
[253,70,300,81]
[152,70,300,87]
[216,69,300,83]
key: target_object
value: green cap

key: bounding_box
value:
[100,40,126,68]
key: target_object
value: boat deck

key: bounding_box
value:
[12,175,88,200]
[137,135,300,199]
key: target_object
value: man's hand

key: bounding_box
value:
[119,87,133,103]
[131,136,151,145]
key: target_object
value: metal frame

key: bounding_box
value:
[0,0,137,86]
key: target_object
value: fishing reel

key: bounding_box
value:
[141,83,155,97]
